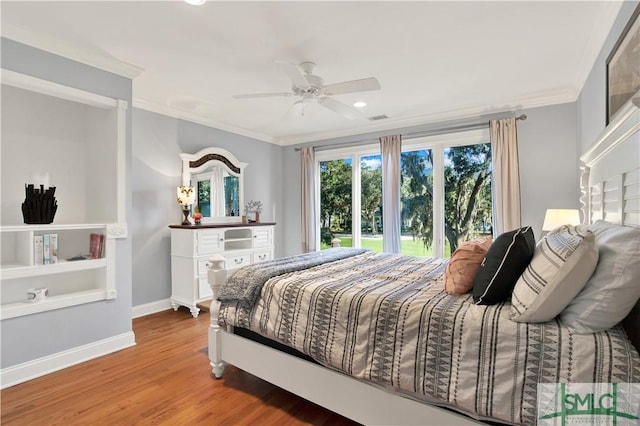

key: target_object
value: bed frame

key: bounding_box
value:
[207,93,640,425]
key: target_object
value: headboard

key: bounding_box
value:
[580,92,640,353]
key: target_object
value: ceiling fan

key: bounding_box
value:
[232,61,381,120]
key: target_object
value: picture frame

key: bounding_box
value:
[606,4,640,125]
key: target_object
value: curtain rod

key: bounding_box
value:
[294,113,527,151]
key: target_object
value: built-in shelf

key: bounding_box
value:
[0,289,109,320]
[1,69,128,320]
[1,258,107,280]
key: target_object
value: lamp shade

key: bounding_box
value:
[542,209,580,231]
[177,186,195,206]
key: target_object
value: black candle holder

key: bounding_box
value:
[22,184,58,224]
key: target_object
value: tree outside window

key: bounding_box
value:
[318,134,492,257]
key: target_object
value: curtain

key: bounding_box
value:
[490,117,521,235]
[301,147,318,253]
[380,134,402,253]
[211,167,225,217]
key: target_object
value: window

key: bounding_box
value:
[317,129,491,257]
[319,158,352,249]
[401,148,435,256]
[360,154,383,252]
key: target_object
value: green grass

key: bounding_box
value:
[321,236,450,257]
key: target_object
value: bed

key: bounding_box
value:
[207,96,640,426]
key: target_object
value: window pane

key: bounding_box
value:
[197,180,211,217]
[224,175,239,216]
[360,154,383,252]
[444,143,492,255]
[319,159,352,250]
[400,149,434,257]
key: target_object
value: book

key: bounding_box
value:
[43,234,50,265]
[49,233,58,264]
[34,235,44,265]
[99,234,105,258]
[90,233,106,259]
[90,233,101,259]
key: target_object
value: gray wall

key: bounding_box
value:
[518,102,579,234]
[131,108,284,306]
[0,39,133,368]
[578,1,639,154]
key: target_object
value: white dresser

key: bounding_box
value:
[169,223,275,317]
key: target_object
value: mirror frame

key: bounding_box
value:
[180,147,247,223]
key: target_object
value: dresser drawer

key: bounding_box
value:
[224,253,251,270]
[198,259,211,275]
[253,250,272,263]
[197,231,224,255]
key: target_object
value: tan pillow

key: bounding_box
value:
[445,236,493,295]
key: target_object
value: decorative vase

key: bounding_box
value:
[255,211,260,223]
[22,184,58,224]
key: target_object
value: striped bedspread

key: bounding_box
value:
[218,251,640,425]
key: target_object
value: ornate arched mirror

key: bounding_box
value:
[180,147,247,223]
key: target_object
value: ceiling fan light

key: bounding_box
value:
[353,101,367,108]
[184,0,206,5]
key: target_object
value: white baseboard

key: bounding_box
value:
[1,331,136,389]
[132,299,172,318]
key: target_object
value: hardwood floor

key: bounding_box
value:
[1,309,359,425]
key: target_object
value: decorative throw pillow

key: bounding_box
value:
[472,226,535,305]
[445,236,493,295]
[510,225,598,323]
[560,220,640,334]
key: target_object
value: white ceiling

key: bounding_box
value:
[1,1,622,145]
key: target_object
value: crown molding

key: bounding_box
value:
[1,23,144,79]
[132,98,277,145]
[275,87,579,146]
[135,86,577,147]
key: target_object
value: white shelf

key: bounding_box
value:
[0,223,108,232]
[224,237,253,242]
[1,258,107,280]
[0,289,112,320]
[0,69,127,321]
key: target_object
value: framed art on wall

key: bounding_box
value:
[606,4,640,124]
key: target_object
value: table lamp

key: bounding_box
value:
[542,209,580,233]
[177,185,195,225]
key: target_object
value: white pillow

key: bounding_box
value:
[510,225,598,323]
[560,220,640,334]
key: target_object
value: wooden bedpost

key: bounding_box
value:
[208,255,227,378]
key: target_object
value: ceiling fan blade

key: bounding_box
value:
[232,92,295,99]
[275,61,310,90]
[318,97,362,120]
[322,77,381,96]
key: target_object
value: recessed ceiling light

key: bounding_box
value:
[184,0,206,5]
[353,101,367,108]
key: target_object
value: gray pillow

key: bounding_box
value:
[560,220,640,334]
[511,225,598,323]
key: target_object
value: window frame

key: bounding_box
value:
[315,128,490,255]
